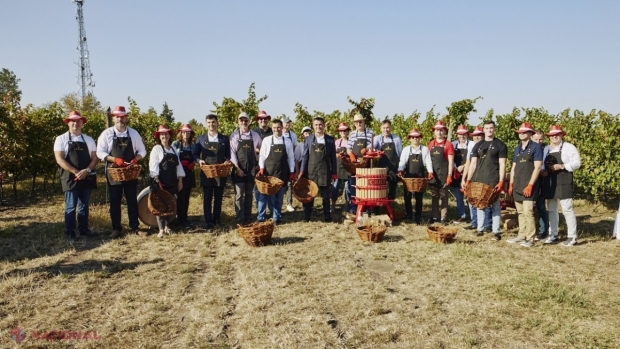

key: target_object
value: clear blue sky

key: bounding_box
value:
[3,0,619,124]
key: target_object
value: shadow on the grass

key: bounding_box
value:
[270,236,307,245]
[575,214,614,239]
[3,258,164,278]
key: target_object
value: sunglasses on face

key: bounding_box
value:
[410,137,420,139]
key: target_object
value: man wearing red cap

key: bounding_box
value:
[54,111,99,242]
[257,119,295,224]
[540,125,581,246]
[331,122,351,213]
[97,106,147,238]
[300,117,338,222]
[531,129,549,240]
[194,114,231,230]
[253,110,273,141]
[428,120,454,225]
[451,125,471,223]
[229,112,262,224]
[506,123,543,247]
[465,120,507,241]
[172,123,197,229]
[398,129,433,224]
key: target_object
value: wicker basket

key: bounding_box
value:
[426,226,459,244]
[200,162,232,178]
[292,178,319,203]
[356,225,387,243]
[147,189,176,217]
[238,219,275,247]
[466,182,500,209]
[342,158,369,175]
[108,164,141,182]
[401,177,429,193]
[255,175,285,195]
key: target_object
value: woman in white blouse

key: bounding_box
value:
[149,125,185,238]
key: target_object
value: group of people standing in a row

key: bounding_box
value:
[54,106,581,246]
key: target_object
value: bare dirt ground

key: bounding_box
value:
[1,183,619,348]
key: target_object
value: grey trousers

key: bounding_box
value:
[234,181,254,221]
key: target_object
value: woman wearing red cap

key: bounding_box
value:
[332,122,351,213]
[172,124,196,229]
[150,125,185,238]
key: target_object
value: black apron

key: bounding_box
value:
[254,127,273,140]
[378,135,399,181]
[351,130,368,158]
[200,135,227,187]
[472,139,501,187]
[232,131,257,184]
[429,141,448,187]
[265,141,289,184]
[107,129,137,186]
[158,146,180,195]
[308,139,329,187]
[59,133,97,191]
[177,144,196,189]
[542,144,573,199]
[335,139,349,180]
[512,141,539,202]
[404,147,427,178]
[452,141,467,188]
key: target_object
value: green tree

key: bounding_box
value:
[445,97,482,141]
[160,102,174,125]
[0,68,22,104]
[347,97,376,131]
[212,82,268,136]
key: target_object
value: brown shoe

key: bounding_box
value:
[109,230,122,239]
[133,229,148,237]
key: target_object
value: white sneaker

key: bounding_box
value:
[507,237,525,244]
[543,236,559,244]
[286,204,295,212]
[157,230,164,239]
[561,238,577,247]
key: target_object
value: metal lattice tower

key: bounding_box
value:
[73,0,94,100]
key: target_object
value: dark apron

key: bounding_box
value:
[158,146,180,195]
[308,141,329,187]
[60,133,97,191]
[542,145,572,199]
[378,135,399,181]
[178,144,196,189]
[107,130,137,186]
[352,131,368,158]
[472,139,500,187]
[232,131,257,184]
[404,148,427,178]
[512,141,538,202]
[265,142,289,184]
[452,141,467,188]
[200,136,227,187]
[254,127,272,140]
[335,139,349,180]
[430,141,448,187]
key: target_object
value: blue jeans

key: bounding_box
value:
[331,178,350,203]
[348,177,357,213]
[477,200,501,233]
[109,183,139,231]
[452,186,467,218]
[471,204,491,230]
[257,186,286,221]
[536,195,548,236]
[64,189,92,236]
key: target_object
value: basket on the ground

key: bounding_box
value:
[255,175,285,195]
[341,157,369,175]
[356,225,387,243]
[426,226,459,244]
[108,164,141,182]
[466,181,500,209]
[292,178,319,203]
[200,162,232,178]
[401,177,429,193]
[148,189,176,217]
[392,209,406,221]
[238,219,275,247]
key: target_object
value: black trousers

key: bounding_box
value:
[303,186,331,220]
[404,191,424,219]
[176,186,192,223]
[108,183,138,231]
[202,185,225,224]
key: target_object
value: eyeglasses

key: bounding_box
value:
[239,119,249,123]
[410,136,421,139]
[182,131,192,134]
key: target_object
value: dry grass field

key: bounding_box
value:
[1,182,620,348]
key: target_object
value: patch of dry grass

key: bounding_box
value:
[1,183,620,348]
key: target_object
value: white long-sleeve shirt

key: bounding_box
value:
[96,126,147,161]
[149,145,185,178]
[542,141,581,172]
[258,135,295,172]
[398,145,433,173]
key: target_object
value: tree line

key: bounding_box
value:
[1,68,618,204]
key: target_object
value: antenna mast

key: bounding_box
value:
[73,0,94,101]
